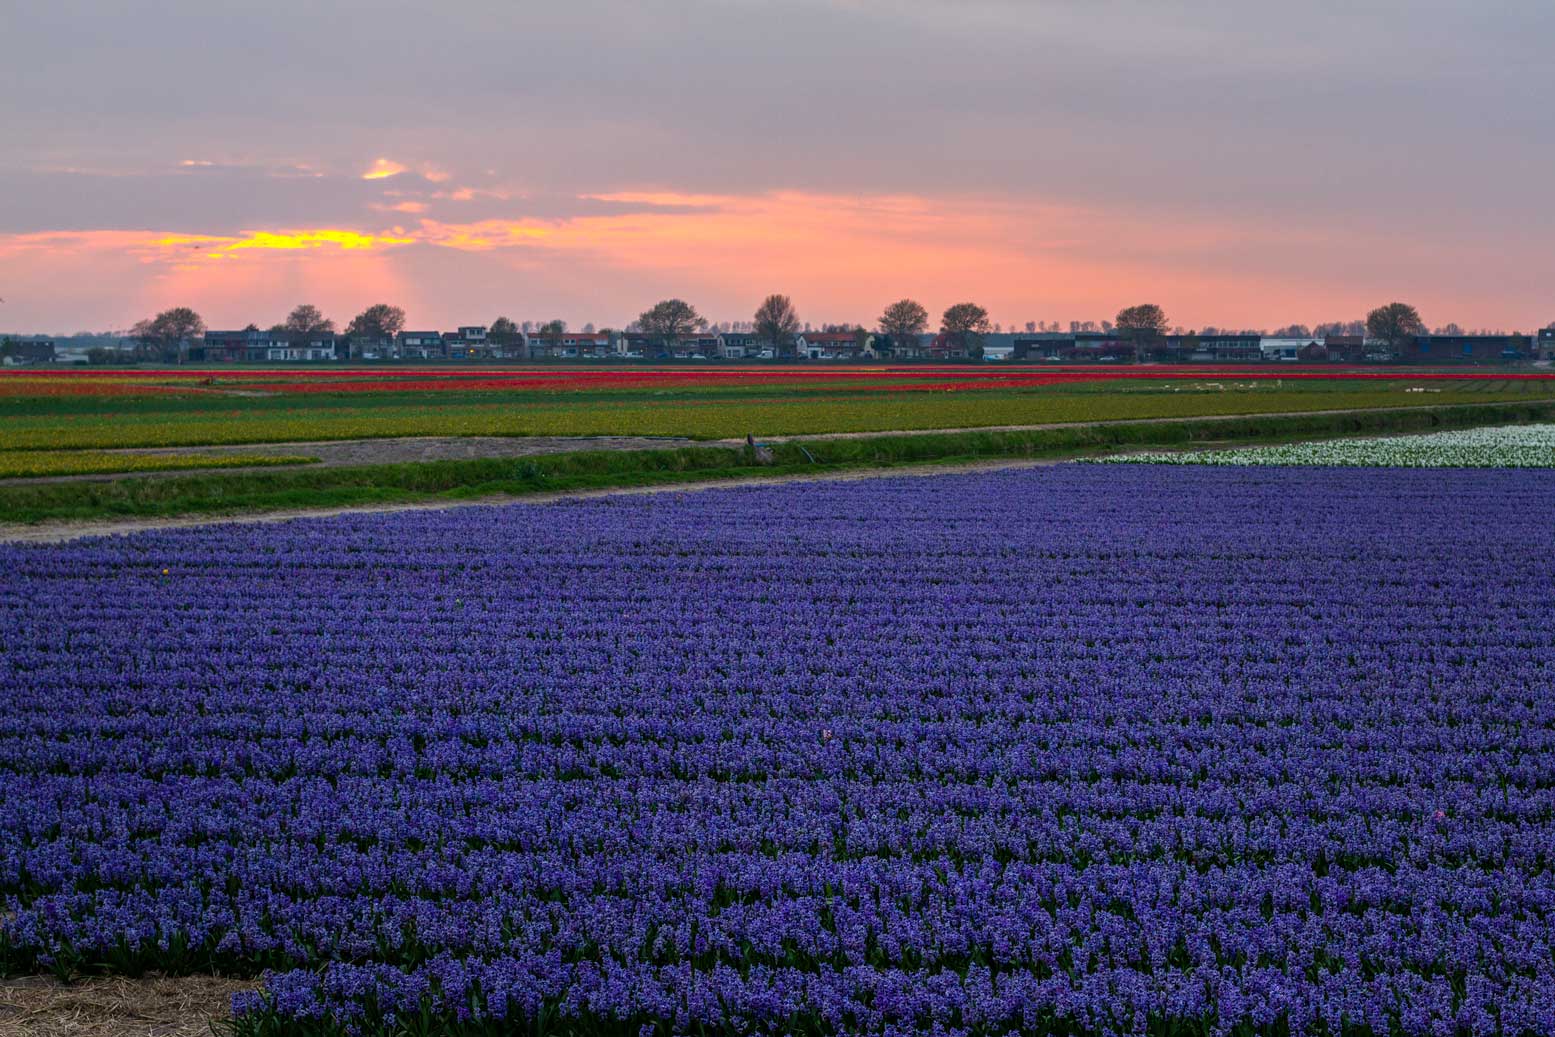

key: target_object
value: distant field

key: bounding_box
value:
[3,365,1553,452]
[0,450,315,479]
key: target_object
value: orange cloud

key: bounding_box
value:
[153,229,414,259]
[218,229,412,253]
[386,190,1404,328]
[361,158,407,180]
[0,193,1320,327]
[417,219,552,251]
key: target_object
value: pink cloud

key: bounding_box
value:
[1,190,1549,332]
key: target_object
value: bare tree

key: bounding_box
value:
[344,304,406,357]
[1315,319,1367,338]
[131,306,205,363]
[878,298,929,355]
[1114,304,1169,360]
[283,304,334,337]
[637,299,706,356]
[487,316,520,357]
[940,302,991,358]
[1365,302,1425,356]
[539,319,567,357]
[753,294,800,359]
[1115,304,1169,339]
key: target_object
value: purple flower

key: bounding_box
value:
[2,465,1554,1034]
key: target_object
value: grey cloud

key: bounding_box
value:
[0,162,721,236]
[0,164,380,234]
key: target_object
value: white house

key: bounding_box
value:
[1259,337,1320,362]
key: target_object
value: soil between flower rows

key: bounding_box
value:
[0,974,250,1037]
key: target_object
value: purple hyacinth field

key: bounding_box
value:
[4,465,1555,1037]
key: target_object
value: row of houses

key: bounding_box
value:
[1000,330,1555,365]
[0,339,58,365]
[193,327,521,362]
[207,326,1555,364]
[194,327,802,361]
[9,327,1555,365]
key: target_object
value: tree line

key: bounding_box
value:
[118,297,1543,363]
[127,303,417,362]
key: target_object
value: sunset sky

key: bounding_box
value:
[2,1,1551,334]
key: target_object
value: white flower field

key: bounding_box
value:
[1098,423,1555,468]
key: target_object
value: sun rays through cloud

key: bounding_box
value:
[0,174,1546,333]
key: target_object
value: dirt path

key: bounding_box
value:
[0,455,1073,544]
[0,974,250,1037]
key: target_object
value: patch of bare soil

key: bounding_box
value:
[0,974,252,1037]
